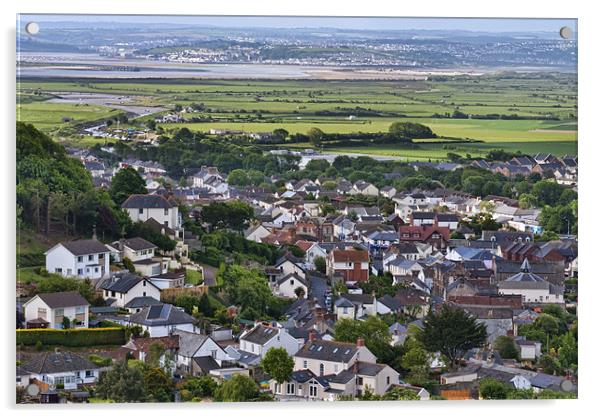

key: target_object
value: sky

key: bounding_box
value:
[19,15,577,34]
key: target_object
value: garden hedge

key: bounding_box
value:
[16,327,125,347]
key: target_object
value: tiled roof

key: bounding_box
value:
[55,239,109,256]
[241,324,279,345]
[123,237,157,251]
[20,351,99,374]
[33,291,89,309]
[121,194,176,209]
[295,340,359,363]
[128,304,195,327]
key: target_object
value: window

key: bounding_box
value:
[67,269,72,275]
[309,384,318,397]
[286,383,295,395]
[94,267,98,273]
[143,281,146,287]
[139,208,144,214]
[290,279,294,286]
[88,255,94,261]
[85,370,94,378]
[37,308,47,319]
[275,383,282,394]
[55,268,62,273]
[386,376,390,385]
[143,292,146,297]
[303,360,308,369]
[164,209,169,216]
[77,269,83,275]
[319,363,324,376]
[357,377,363,386]
[343,307,348,314]
[211,350,217,359]
[77,256,83,262]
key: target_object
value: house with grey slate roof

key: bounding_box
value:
[18,351,101,390]
[122,194,181,231]
[125,303,198,337]
[45,239,110,280]
[23,291,90,329]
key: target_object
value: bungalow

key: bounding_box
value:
[45,239,110,280]
[126,303,198,337]
[23,291,89,329]
[18,351,101,390]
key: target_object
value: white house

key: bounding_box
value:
[23,291,90,329]
[275,273,309,299]
[244,224,271,243]
[239,324,301,358]
[100,273,162,309]
[45,239,110,280]
[121,194,181,231]
[19,351,101,390]
[118,237,169,277]
[126,304,198,337]
[517,339,542,361]
[498,259,564,304]
[274,254,307,280]
[172,329,230,374]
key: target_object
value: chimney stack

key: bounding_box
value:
[356,338,365,348]
[308,329,317,342]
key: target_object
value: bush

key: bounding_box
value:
[16,328,126,347]
[17,253,45,267]
[89,354,113,367]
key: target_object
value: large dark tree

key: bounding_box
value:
[109,167,147,205]
[417,304,487,368]
[260,347,294,384]
[95,361,147,402]
[201,201,254,232]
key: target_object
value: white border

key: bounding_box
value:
[2,1,600,417]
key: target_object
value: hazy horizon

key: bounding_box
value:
[18,14,577,35]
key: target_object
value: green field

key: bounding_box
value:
[17,74,577,158]
[16,101,122,134]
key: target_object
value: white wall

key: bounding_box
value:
[126,207,179,229]
[46,245,110,280]
[24,296,89,329]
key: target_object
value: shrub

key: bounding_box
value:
[16,328,126,347]
[89,354,113,367]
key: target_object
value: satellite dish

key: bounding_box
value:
[26,384,40,396]
[560,379,574,392]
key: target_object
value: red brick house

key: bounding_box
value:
[398,225,451,250]
[326,248,370,282]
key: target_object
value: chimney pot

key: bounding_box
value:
[356,338,365,348]
[308,330,317,342]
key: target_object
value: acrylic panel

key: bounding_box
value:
[16,14,577,404]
